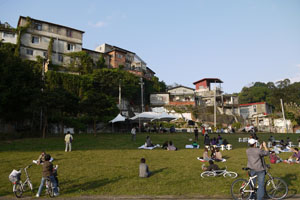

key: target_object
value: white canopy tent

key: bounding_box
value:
[130,112,160,122]
[151,112,177,122]
[109,114,126,123]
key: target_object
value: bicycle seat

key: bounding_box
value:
[242,167,250,171]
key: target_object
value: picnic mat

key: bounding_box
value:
[138,144,160,150]
[197,157,227,162]
[185,145,200,149]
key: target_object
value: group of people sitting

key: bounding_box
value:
[203,134,229,147]
[162,141,178,151]
[201,147,223,162]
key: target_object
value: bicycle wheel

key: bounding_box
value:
[224,171,238,178]
[13,182,23,198]
[265,177,288,200]
[231,179,253,200]
[46,179,54,198]
[201,171,215,178]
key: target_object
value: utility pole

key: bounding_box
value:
[214,87,217,130]
[119,79,121,113]
[140,77,144,112]
[139,77,144,133]
[280,99,287,133]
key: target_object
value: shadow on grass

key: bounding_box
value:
[63,176,123,194]
[281,173,298,198]
[151,167,168,176]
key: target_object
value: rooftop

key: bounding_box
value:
[18,16,85,33]
[193,78,223,85]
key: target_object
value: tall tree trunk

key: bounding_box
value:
[42,113,48,139]
[93,119,96,136]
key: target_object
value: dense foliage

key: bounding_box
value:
[238,79,300,124]
[0,42,166,136]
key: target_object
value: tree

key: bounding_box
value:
[80,89,118,136]
[96,54,106,69]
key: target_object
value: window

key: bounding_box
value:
[31,36,40,44]
[43,52,48,58]
[3,32,15,38]
[26,49,33,55]
[58,54,63,62]
[67,43,75,51]
[66,29,72,37]
[117,53,123,59]
[34,22,42,31]
[253,105,257,113]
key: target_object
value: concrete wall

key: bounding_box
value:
[0,31,17,44]
[150,94,169,106]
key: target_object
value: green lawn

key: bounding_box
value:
[0,132,299,198]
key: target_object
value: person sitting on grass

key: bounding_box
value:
[192,141,198,148]
[145,136,154,147]
[162,141,168,150]
[284,148,300,164]
[167,141,177,151]
[139,158,151,178]
[222,139,229,146]
[202,147,211,161]
[36,154,59,197]
[214,148,223,162]
[269,151,282,164]
[202,160,219,171]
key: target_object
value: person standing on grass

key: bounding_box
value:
[131,127,136,141]
[64,131,73,152]
[246,139,269,200]
[36,154,59,197]
[194,127,199,141]
[139,158,151,177]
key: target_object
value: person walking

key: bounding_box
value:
[131,127,136,141]
[194,127,199,141]
[64,131,73,152]
[246,139,269,200]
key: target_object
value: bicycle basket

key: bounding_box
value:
[9,170,21,183]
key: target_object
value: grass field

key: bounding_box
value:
[0,132,299,198]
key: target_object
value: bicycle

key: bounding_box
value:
[45,177,55,197]
[231,165,288,200]
[201,166,238,178]
[9,164,33,198]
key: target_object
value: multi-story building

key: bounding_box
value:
[0,22,17,44]
[193,78,223,106]
[239,102,273,119]
[95,43,155,79]
[82,48,110,68]
[17,16,84,67]
[168,86,195,106]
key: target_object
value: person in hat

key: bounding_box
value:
[246,138,269,200]
[64,131,73,152]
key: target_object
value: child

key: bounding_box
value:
[202,160,219,171]
[269,151,282,164]
[139,158,151,178]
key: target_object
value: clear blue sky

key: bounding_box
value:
[1,0,300,93]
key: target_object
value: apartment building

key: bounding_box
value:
[95,43,155,79]
[17,16,84,66]
[0,22,17,44]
